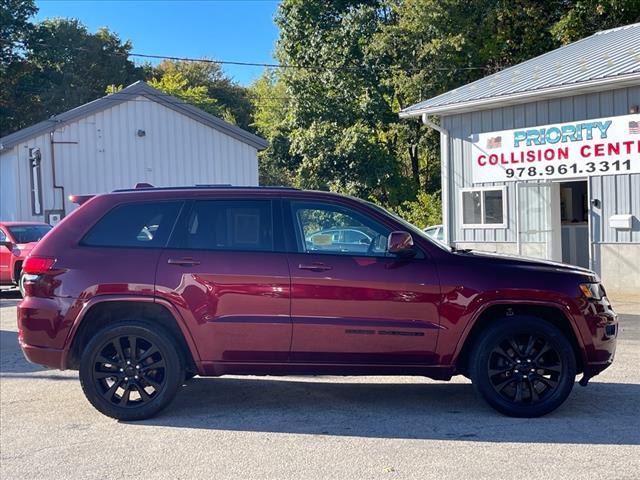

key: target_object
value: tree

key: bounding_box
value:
[551,0,640,44]
[2,18,145,136]
[148,70,221,116]
[0,0,37,136]
[152,59,254,130]
[274,0,415,204]
[0,0,36,68]
[249,69,298,185]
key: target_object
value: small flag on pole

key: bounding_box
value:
[486,136,502,149]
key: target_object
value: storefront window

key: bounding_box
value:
[461,187,506,228]
[462,191,482,225]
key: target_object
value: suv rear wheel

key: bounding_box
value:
[79,320,184,421]
[469,316,576,417]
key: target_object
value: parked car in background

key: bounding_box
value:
[18,186,617,421]
[0,222,52,294]
[306,227,375,254]
[424,224,444,243]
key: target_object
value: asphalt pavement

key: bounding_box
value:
[1,289,638,480]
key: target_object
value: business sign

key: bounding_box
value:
[471,113,640,183]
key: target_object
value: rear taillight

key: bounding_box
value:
[22,256,56,274]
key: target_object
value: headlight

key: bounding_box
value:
[579,283,604,300]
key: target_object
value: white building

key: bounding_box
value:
[0,81,267,223]
[401,24,640,296]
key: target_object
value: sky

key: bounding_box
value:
[34,0,281,85]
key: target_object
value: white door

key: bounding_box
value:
[517,182,561,261]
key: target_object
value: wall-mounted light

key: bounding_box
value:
[591,198,601,208]
[137,129,146,137]
[630,105,639,114]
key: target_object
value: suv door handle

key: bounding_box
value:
[298,262,332,272]
[167,258,201,266]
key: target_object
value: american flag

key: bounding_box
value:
[486,136,502,149]
[630,121,640,134]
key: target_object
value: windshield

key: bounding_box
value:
[365,202,451,252]
[8,225,52,244]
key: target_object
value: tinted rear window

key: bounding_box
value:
[173,200,273,252]
[82,202,182,248]
[7,225,52,243]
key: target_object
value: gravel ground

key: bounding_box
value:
[1,289,638,480]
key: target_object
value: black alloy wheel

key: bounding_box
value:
[92,335,166,407]
[79,321,184,421]
[469,316,576,417]
[487,333,562,404]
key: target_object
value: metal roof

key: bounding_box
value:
[0,81,268,150]
[400,22,640,118]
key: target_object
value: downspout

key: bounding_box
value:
[421,113,451,246]
[49,130,66,217]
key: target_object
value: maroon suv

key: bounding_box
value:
[18,186,617,420]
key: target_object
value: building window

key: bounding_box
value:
[461,187,506,228]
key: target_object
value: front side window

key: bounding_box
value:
[0,229,6,242]
[292,202,389,257]
[461,188,506,228]
[176,200,273,252]
[82,202,182,248]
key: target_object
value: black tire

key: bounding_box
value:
[18,273,26,298]
[79,320,184,421]
[469,316,576,418]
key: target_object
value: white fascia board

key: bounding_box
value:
[399,73,640,119]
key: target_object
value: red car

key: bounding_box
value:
[0,221,52,294]
[18,186,617,420]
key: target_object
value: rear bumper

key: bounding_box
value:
[19,340,65,370]
[17,295,77,370]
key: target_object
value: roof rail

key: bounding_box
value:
[112,185,299,193]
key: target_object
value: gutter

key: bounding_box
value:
[49,131,69,216]
[420,114,451,246]
[400,72,640,118]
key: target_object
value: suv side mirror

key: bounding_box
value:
[0,241,14,251]
[387,231,415,256]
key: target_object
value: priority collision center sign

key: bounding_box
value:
[471,113,640,183]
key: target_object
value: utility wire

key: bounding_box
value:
[129,52,488,72]
[22,39,489,73]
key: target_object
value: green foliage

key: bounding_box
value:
[148,70,221,115]
[1,16,146,136]
[249,69,298,186]
[151,59,254,130]
[0,0,37,135]
[551,0,640,44]
[0,0,36,68]
[390,191,442,229]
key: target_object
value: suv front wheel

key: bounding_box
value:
[79,320,184,421]
[469,316,577,417]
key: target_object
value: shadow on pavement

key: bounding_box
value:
[135,376,640,445]
[0,330,47,374]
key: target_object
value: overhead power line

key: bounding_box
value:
[128,52,488,72]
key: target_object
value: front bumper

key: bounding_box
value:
[580,297,617,379]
